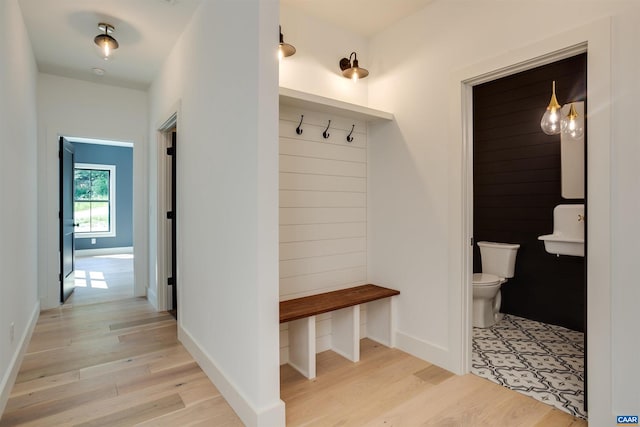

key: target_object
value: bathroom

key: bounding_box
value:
[470,53,587,419]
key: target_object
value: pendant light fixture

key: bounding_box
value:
[339,52,369,81]
[94,23,119,60]
[540,81,562,135]
[278,26,296,60]
[561,103,584,139]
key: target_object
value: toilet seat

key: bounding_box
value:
[472,273,503,286]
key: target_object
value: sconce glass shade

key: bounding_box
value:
[540,81,562,135]
[561,103,584,139]
[339,52,369,81]
[278,26,296,60]
[94,23,118,60]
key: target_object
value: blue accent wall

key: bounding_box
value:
[73,143,133,250]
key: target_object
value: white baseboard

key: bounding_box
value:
[178,325,285,427]
[147,287,158,311]
[0,301,40,415]
[76,246,133,257]
[395,330,456,373]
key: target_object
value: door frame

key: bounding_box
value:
[55,135,141,304]
[452,19,611,421]
[156,112,178,312]
[59,137,76,302]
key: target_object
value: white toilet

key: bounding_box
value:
[472,241,520,328]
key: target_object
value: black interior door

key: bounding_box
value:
[59,137,76,302]
[168,131,177,314]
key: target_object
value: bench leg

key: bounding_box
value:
[366,297,395,347]
[331,305,360,362]
[288,316,316,379]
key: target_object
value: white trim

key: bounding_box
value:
[76,246,133,257]
[178,325,286,427]
[154,110,178,312]
[74,163,117,238]
[459,43,588,374]
[66,136,134,148]
[0,301,40,415]
[395,330,453,372]
[450,18,612,425]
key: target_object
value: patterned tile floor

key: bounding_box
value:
[471,314,586,419]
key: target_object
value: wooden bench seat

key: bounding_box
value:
[280,284,399,379]
[280,284,400,323]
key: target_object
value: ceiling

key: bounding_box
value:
[18,0,432,90]
[282,0,433,37]
[18,0,202,90]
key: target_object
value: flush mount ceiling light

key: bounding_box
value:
[339,52,369,81]
[278,26,296,60]
[94,23,119,60]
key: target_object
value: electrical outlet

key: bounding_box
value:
[91,238,96,244]
[10,322,14,343]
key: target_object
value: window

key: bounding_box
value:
[74,163,116,238]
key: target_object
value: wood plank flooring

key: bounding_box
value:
[280,339,588,426]
[0,298,242,426]
[68,254,134,306]
[2,296,588,426]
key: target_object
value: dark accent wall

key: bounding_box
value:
[73,143,133,250]
[473,54,586,332]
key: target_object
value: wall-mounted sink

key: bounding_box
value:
[538,204,585,257]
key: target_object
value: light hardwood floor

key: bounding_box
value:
[1,298,242,426]
[2,297,588,426]
[66,254,134,306]
[280,339,588,426]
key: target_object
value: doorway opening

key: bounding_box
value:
[157,113,178,318]
[467,53,587,419]
[59,136,135,306]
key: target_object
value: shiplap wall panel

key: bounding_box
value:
[280,252,367,278]
[279,106,369,364]
[280,173,366,193]
[280,238,366,261]
[280,207,366,225]
[280,155,367,177]
[279,266,367,299]
[280,223,366,242]
[280,191,366,208]
[280,138,366,163]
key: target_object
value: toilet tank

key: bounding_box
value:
[478,241,520,278]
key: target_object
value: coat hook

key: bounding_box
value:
[346,124,355,143]
[323,120,331,139]
[296,115,304,135]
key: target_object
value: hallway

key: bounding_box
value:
[0,298,242,426]
[0,296,589,426]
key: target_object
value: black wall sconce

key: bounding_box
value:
[279,26,296,60]
[339,52,369,81]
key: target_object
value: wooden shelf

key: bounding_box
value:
[279,87,394,123]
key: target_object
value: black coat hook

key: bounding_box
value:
[346,124,355,143]
[296,115,304,135]
[323,120,331,139]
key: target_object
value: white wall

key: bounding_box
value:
[0,0,40,414]
[279,4,369,105]
[148,1,284,425]
[367,1,640,425]
[278,107,369,363]
[36,73,148,310]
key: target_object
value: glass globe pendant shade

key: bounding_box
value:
[561,103,584,139]
[540,81,562,135]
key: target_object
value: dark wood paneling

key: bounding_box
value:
[473,53,586,332]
